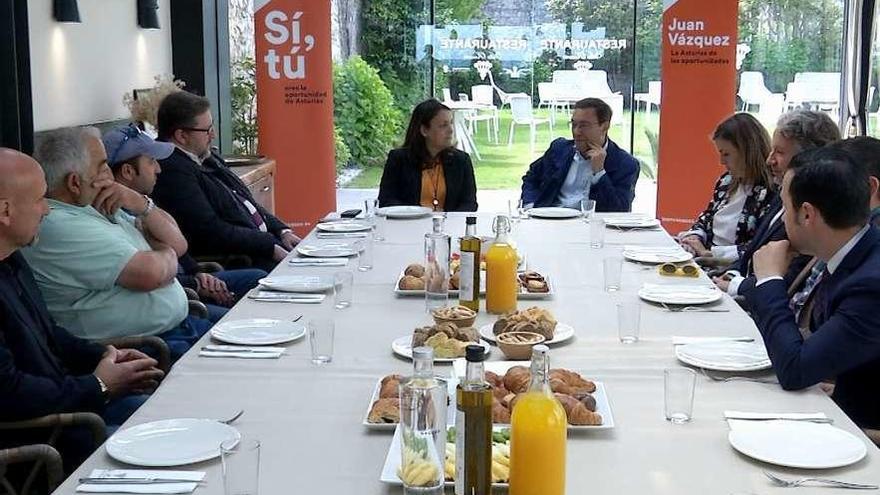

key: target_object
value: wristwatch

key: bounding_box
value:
[95,375,110,402]
[138,195,155,218]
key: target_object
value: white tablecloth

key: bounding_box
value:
[54,213,878,494]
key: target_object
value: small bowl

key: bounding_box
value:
[496,332,546,360]
[432,311,477,328]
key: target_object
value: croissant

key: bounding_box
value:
[502,366,531,393]
[554,393,602,425]
[380,374,403,398]
[549,369,596,395]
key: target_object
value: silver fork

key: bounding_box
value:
[764,471,878,489]
[702,368,779,385]
[292,314,303,322]
[661,303,730,313]
[220,409,245,425]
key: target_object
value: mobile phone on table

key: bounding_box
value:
[340,209,362,218]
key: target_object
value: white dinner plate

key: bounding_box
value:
[527,207,581,219]
[478,322,574,345]
[377,206,433,219]
[296,243,360,258]
[728,420,867,469]
[316,221,373,233]
[210,318,306,345]
[451,361,614,430]
[258,275,333,293]
[391,335,490,363]
[623,247,694,264]
[604,217,661,229]
[638,283,723,305]
[675,341,772,371]
[362,376,458,430]
[106,419,241,467]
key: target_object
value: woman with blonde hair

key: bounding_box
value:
[679,113,775,263]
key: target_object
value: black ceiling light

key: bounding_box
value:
[137,0,161,29]
[53,0,81,23]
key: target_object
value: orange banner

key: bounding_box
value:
[254,0,336,236]
[656,0,739,233]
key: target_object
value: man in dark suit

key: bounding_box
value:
[0,148,164,470]
[152,91,299,271]
[714,109,839,297]
[747,148,880,429]
[520,98,639,212]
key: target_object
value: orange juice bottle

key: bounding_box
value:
[485,215,518,314]
[509,344,566,495]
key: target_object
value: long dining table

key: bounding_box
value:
[55,212,879,494]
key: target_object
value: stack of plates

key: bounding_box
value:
[527,207,581,219]
[258,275,333,293]
[638,283,722,305]
[675,341,771,371]
[376,206,432,219]
[604,216,661,229]
[727,419,867,469]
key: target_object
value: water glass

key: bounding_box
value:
[333,271,353,309]
[221,438,260,495]
[590,217,605,248]
[664,368,697,423]
[617,301,641,343]
[580,199,596,223]
[308,318,334,365]
[356,234,373,272]
[603,256,623,292]
[366,198,385,241]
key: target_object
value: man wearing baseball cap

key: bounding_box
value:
[103,125,266,322]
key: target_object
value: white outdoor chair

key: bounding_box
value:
[507,95,551,154]
[738,71,774,111]
[468,85,500,144]
[634,81,661,113]
[442,88,452,103]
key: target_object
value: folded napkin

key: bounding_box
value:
[672,336,755,345]
[199,348,283,359]
[203,344,286,353]
[288,258,348,268]
[77,469,204,494]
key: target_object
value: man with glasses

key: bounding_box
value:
[102,125,267,322]
[520,98,640,212]
[152,91,299,271]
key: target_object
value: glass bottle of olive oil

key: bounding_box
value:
[458,216,481,312]
[455,345,493,495]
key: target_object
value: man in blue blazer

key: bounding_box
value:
[748,147,880,429]
[715,110,839,297]
[520,98,639,212]
[0,149,164,470]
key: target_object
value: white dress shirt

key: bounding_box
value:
[555,142,608,209]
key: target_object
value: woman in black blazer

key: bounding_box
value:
[378,99,478,212]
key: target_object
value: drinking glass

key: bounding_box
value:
[590,217,605,248]
[604,256,622,292]
[617,301,641,343]
[221,438,260,495]
[356,233,373,272]
[365,198,385,241]
[580,199,596,223]
[664,368,697,423]
[333,271,353,309]
[308,318,334,364]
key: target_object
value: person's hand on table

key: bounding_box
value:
[196,272,235,306]
[712,276,731,292]
[753,240,796,281]
[95,346,164,397]
[273,245,290,262]
[280,230,301,250]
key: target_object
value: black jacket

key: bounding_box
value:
[378,148,478,212]
[154,148,288,269]
[0,252,106,421]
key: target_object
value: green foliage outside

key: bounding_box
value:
[334,126,352,172]
[230,58,258,155]
[333,56,403,168]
